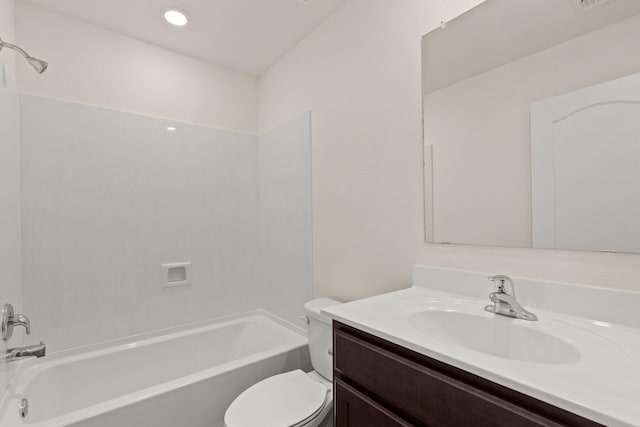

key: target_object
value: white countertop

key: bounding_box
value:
[322,266,640,427]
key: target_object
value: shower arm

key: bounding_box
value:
[0,37,48,74]
[0,38,30,58]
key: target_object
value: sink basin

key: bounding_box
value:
[408,306,581,364]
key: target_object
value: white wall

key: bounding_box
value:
[259,112,313,326]
[7,2,319,353]
[16,95,313,353]
[15,2,258,134]
[20,95,260,352]
[0,0,22,399]
[0,91,22,401]
[9,2,267,352]
[259,0,640,301]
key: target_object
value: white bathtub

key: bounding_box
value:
[0,311,311,427]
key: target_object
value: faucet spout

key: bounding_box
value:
[6,342,46,362]
[485,275,538,321]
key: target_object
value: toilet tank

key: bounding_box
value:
[303,298,341,381]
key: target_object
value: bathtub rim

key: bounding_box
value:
[46,308,305,359]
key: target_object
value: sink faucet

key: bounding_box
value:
[484,275,538,321]
[6,342,46,362]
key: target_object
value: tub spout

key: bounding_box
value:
[6,341,46,362]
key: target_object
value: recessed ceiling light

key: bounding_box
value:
[164,9,188,27]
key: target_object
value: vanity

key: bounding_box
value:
[323,266,640,427]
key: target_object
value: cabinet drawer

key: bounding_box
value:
[336,379,412,427]
[335,329,562,427]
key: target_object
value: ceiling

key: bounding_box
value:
[21,0,347,76]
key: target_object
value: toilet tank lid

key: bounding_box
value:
[304,298,341,324]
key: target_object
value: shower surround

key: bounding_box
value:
[4,91,312,353]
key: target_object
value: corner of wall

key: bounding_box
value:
[258,112,313,325]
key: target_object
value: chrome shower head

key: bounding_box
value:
[0,36,48,74]
[27,56,48,74]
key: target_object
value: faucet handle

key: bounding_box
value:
[1,304,32,341]
[488,275,515,295]
[12,314,31,335]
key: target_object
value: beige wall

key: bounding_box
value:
[260,0,483,300]
[15,2,259,134]
[260,0,640,301]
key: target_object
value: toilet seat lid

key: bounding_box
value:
[225,370,328,427]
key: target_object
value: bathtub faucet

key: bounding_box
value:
[6,342,46,362]
[2,303,32,340]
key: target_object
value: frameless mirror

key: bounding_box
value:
[422,0,640,253]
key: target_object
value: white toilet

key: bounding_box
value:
[224,298,341,427]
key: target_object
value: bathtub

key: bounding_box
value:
[0,311,311,427]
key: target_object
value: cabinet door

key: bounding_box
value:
[335,330,561,427]
[335,379,412,427]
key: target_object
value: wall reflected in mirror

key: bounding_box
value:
[422,0,640,253]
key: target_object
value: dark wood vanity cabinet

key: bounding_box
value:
[333,322,602,427]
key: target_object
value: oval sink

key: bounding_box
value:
[408,308,581,364]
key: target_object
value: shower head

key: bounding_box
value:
[0,37,48,74]
[27,56,48,74]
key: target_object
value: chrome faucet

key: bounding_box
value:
[2,304,31,340]
[6,342,46,362]
[1,303,46,362]
[484,275,538,321]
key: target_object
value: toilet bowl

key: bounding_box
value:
[224,370,332,427]
[224,298,341,427]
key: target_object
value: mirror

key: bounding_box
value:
[422,0,640,253]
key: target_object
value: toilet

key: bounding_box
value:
[224,298,341,427]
